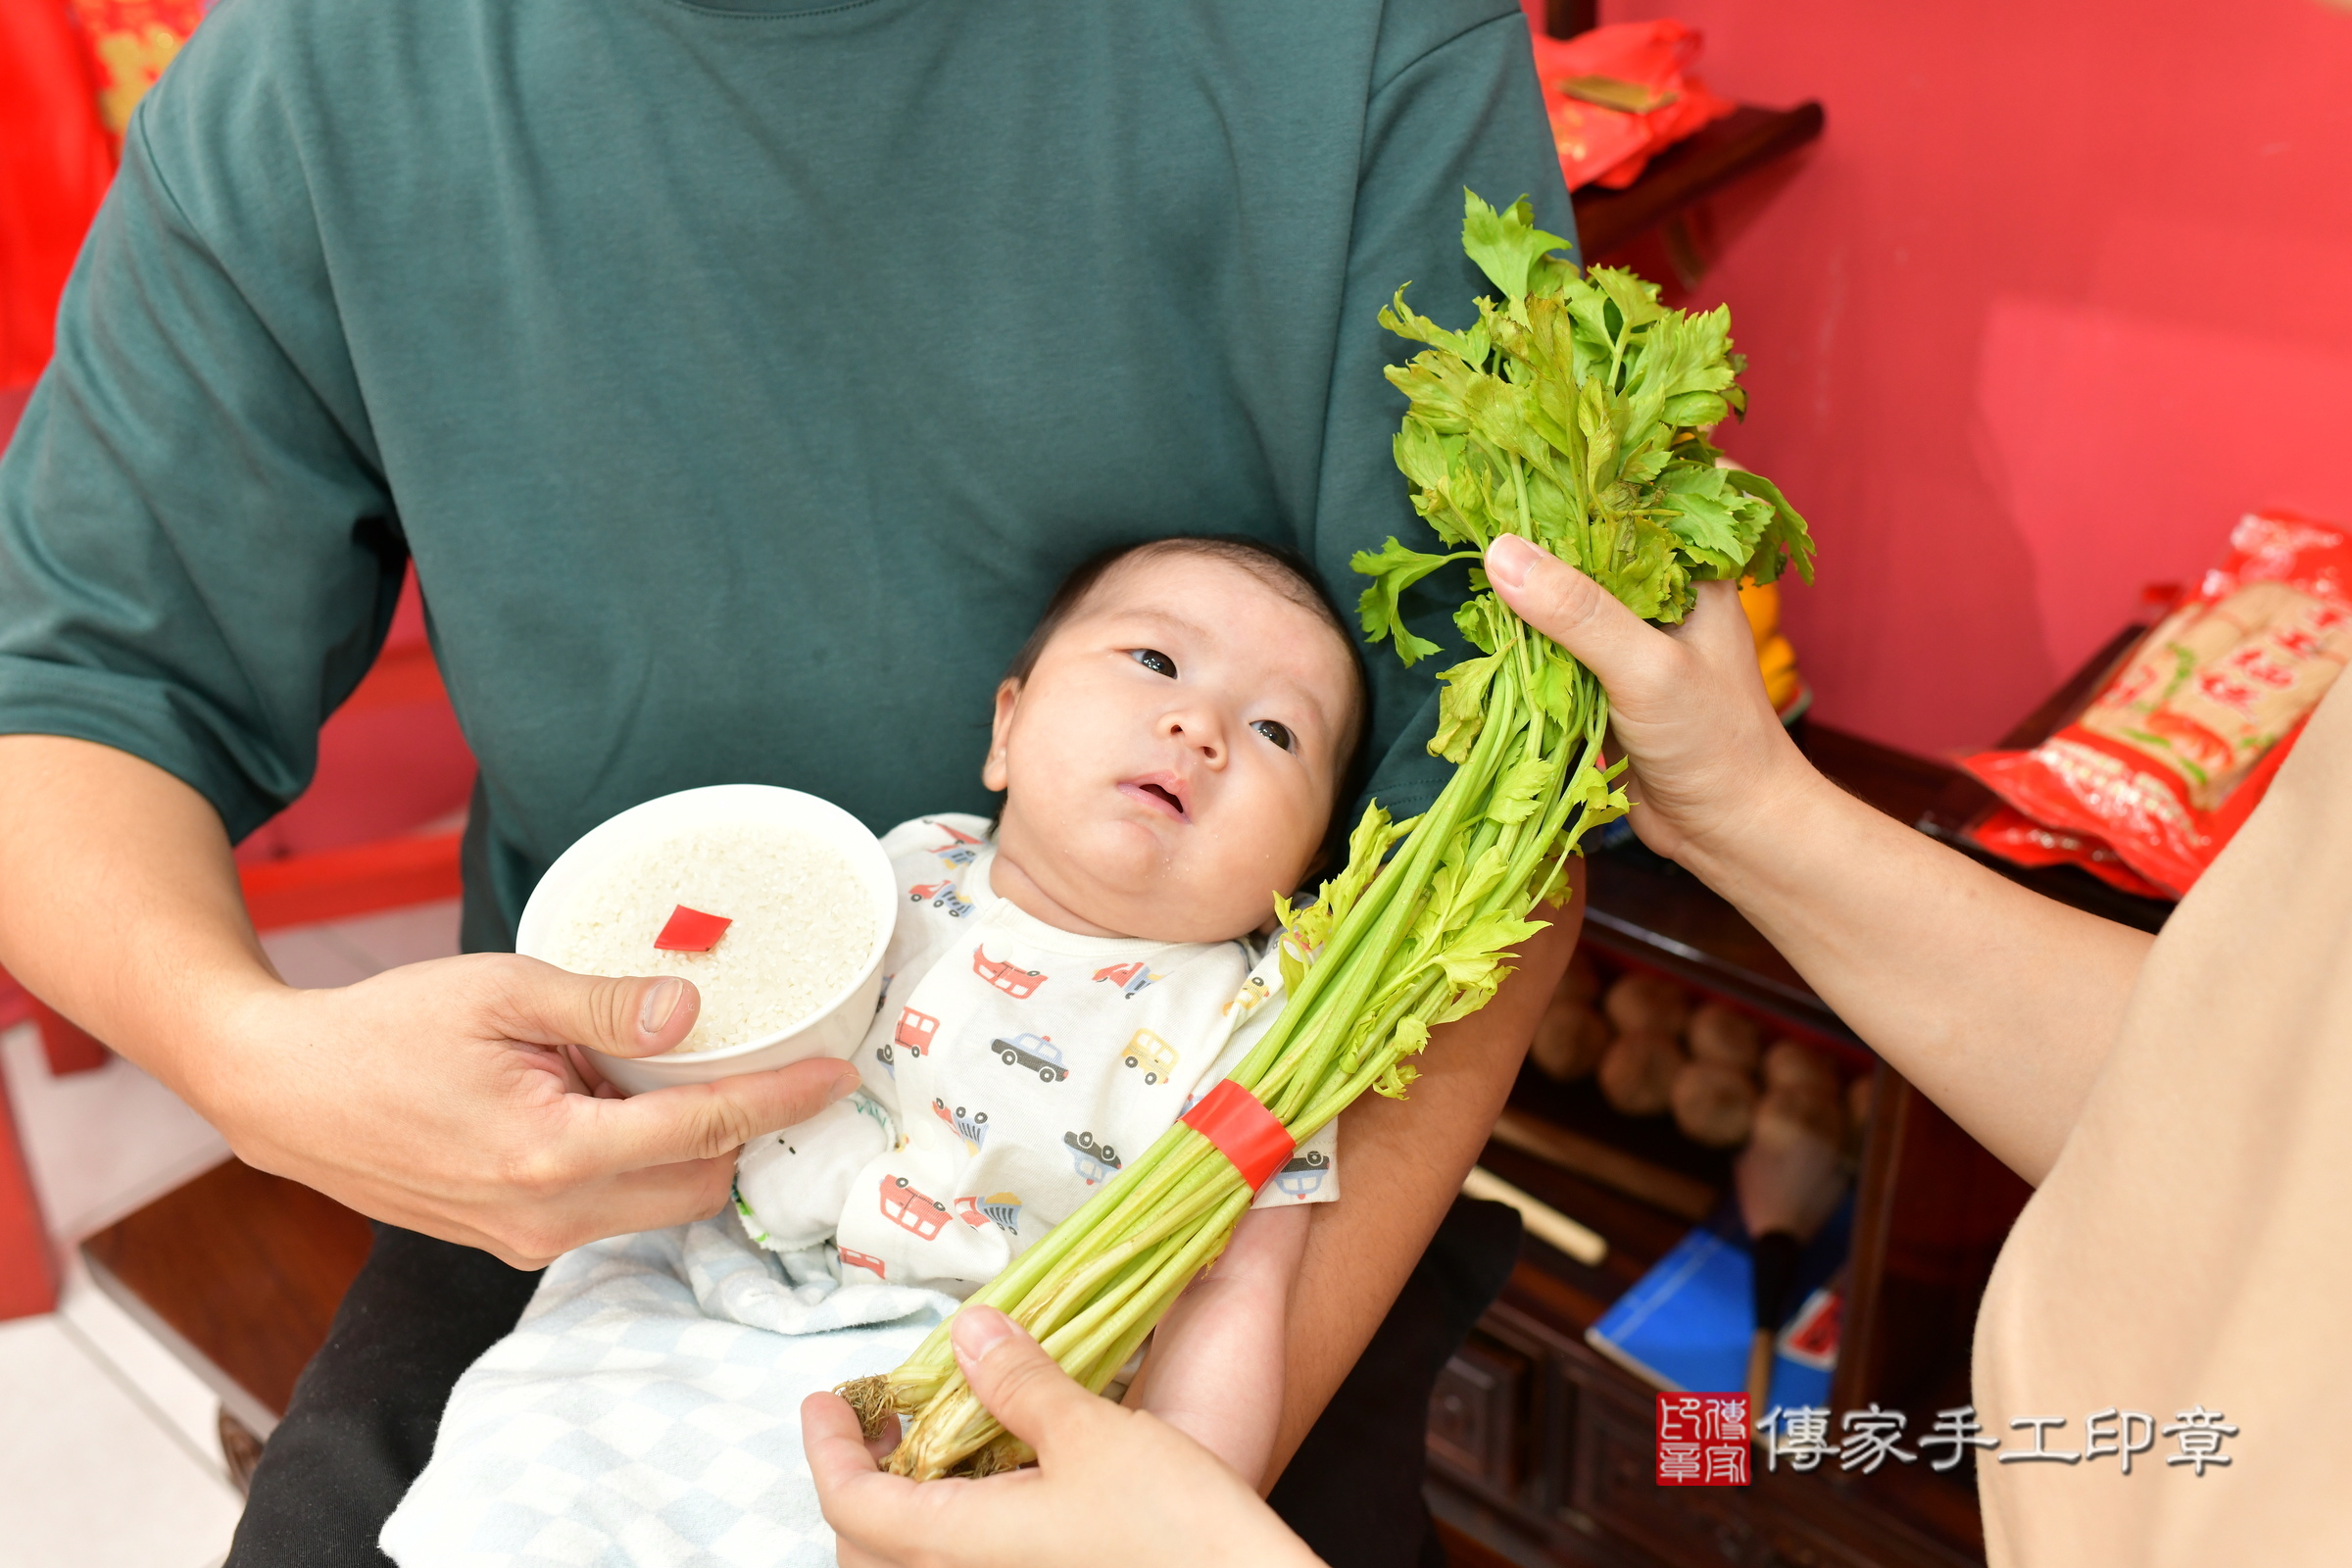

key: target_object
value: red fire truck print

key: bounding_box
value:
[1092,959,1163,999]
[973,947,1047,998]
[931,1098,990,1153]
[955,1192,1023,1233]
[893,1006,940,1057]
[838,1248,888,1280]
[909,880,975,918]
[928,820,984,867]
[880,1174,950,1241]
[1063,1130,1122,1185]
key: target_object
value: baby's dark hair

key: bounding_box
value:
[1004,534,1374,870]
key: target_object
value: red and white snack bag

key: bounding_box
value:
[1963,511,2352,898]
[1965,805,2170,901]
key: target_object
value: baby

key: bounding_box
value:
[385,536,1366,1564]
[730,535,1361,1290]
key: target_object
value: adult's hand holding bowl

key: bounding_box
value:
[514,785,899,1095]
[203,955,860,1269]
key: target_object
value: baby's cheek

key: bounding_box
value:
[1253,782,1331,883]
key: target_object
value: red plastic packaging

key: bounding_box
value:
[1523,15,1737,192]
[1964,512,2352,898]
[1964,805,2170,900]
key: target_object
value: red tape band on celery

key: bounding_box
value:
[1180,1079,1295,1191]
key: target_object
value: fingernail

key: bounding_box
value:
[953,1307,1016,1364]
[639,978,684,1036]
[1486,534,1542,591]
[828,1066,859,1104]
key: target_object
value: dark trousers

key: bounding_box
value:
[228,1199,1520,1568]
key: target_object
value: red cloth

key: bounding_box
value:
[0,0,118,385]
[0,0,208,387]
[1521,13,1737,193]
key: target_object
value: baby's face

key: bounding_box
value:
[984,552,1357,944]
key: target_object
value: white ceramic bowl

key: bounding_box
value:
[515,784,897,1095]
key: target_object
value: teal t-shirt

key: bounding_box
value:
[0,0,1575,951]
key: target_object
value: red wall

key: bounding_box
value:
[1591,0,2352,756]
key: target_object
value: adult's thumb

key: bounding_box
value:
[1484,534,1667,697]
[952,1306,1102,1459]
[504,960,703,1058]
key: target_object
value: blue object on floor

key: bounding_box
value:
[1585,1196,1850,1410]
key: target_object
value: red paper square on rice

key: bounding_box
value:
[655,905,731,952]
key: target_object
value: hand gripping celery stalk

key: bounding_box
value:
[843,191,1814,1480]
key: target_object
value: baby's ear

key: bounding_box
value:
[981,678,1022,792]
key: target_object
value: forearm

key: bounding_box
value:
[0,735,280,1104]
[1686,750,2151,1183]
[1264,889,1581,1481]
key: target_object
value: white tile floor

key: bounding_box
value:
[0,899,463,1568]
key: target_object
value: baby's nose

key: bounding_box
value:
[1165,713,1224,762]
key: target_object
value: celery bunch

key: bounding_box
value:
[848,193,1811,1480]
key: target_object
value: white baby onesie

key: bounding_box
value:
[734,813,1337,1295]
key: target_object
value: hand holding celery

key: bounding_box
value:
[847,192,1814,1480]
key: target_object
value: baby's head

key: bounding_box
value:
[983,537,1367,945]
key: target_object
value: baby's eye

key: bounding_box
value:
[1130,649,1178,678]
[1250,719,1296,753]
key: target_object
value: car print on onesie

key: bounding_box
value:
[1223,975,1271,1019]
[956,1193,1023,1233]
[995,1033,1068,1082]
[1092,959,1163,999]
[839,1247,888,1280]
[932,1099,990,1154]
[1273,1149,1329,1199]
[910,880,974,918]
[880,1175,950,1241]
[972,947,1047,998]
[928,819,984,867]
[1121,1028,1179,1085]
[1064,1131,1122,1185]
[894,1006,939,1057]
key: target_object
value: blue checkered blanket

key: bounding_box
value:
[380,1219,956,1567]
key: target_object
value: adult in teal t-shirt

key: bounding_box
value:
[0,0,1582,1559]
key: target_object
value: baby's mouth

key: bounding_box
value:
[1118,777,1190,822]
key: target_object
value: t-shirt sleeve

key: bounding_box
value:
[0,53,402,842]
[1309,3,1578,826]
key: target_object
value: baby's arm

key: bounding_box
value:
[1120,1201,1312,1489]
[734,1088,894,1252]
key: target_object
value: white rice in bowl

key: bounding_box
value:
[539,821,877,1054]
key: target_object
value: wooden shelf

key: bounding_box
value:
[1573,103,1825,262]
[81,1158,371,1437]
